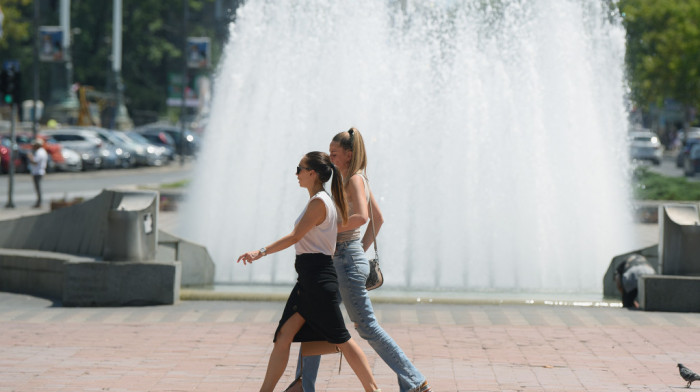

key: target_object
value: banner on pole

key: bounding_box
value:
[187,37,210,69]
[39,26,64,62]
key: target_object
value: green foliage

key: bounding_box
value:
[633,166,700,201]
[0,0,33,49]
[0,0,231,119]
[619,0,700,109]
[159,179,190,189]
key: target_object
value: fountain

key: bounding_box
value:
[180,0,635,293]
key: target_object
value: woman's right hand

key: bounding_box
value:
[237,250,261,265]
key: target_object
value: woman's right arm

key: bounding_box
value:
[237,199,326,264]
[361,190,384,252]
[337,174,369,233]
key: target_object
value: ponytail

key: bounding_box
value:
[330,164,349,224]
[332,127,368,184]
[303,151,349,224]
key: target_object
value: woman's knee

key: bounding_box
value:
[354,319,382,340]
[275,329,296,345]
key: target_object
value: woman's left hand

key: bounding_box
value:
[237,251,261,265]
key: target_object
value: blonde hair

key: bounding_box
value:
[332,127,367,183]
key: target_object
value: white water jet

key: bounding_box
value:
[180,0,635,293]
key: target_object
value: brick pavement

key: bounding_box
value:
[1,292,700,391]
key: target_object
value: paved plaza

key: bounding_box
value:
[2,291,700,392]
[0,174,687,391]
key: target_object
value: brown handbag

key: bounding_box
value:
[365,183,383,291]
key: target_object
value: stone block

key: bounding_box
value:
[62,260,181,307]
[0,249,93,299]
[638,275,700,312]
[157,230,214,287]
[659,204,700,275]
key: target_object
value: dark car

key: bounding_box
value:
[90,127,137,169]
[684,143,700,177]
[136,130,177,161]
[122,131,172,166]
[136,123,199,157]
[676,130,700,168]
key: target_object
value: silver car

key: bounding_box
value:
[629,130,663,165]
[57,148,83,172]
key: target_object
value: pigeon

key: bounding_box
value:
[678,363,700,388]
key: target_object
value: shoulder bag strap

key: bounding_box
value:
[364,174,379,260]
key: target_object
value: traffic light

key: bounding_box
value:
[0,67,20,105]
[0,69,7,101]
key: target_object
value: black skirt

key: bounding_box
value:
[273,253,351,345]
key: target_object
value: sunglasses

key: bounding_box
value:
[296,165,312,175]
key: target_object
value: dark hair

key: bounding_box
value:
[304,151,348,224]
[331,127,367,183]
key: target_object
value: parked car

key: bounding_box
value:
[136,123,199,157]
[629,130,663,165]
[684,143,700,177]
[0,136,26,173]
[57,148,83,172]
[676,130,700,168]
[0,134,61,173]
[42,129,104,170]
[136,130,177,161]
[120,131,171,166]
[17,134,65,172]
[88,127,136,169]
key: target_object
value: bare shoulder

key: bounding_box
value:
[347,173,365,189]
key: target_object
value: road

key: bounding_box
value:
[0,160,194,209]
[643,150,700,181]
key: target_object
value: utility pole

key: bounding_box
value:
[32,0,39,138]
[112,0,123,129]
[61,0,72,93]
[180,0,188,166]
[5,101,16,208]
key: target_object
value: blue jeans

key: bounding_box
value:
[295,240,425,392]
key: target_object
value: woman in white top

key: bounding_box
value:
[296,129,432,392]
[237,151,381,392]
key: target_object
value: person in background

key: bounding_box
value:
[27,139,48,209]
[614,254,656,309]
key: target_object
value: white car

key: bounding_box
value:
[57,147,83,172]
[629,130,663,165]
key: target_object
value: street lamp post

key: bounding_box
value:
[113,0,123,129]
[180,0,188,166]
[32,0,39,138]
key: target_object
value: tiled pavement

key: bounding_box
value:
[1,292,700,391]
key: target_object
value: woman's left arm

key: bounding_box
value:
[237,198,326,265]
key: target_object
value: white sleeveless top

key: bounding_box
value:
[294,191,338,255]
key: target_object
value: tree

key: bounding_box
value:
[72,0,222,119]
[0,0,231,122]
[619,0,700,112]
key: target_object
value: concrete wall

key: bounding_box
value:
[639,275,700,312]
[659,204,700,276]
[63,260,181,306]
[0,189,158,262]
[157,230,214,287]
[0,189,183,306]
[0,249,93,299]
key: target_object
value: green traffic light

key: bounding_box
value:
[4,94,11,104]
